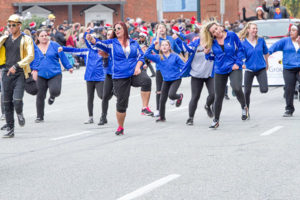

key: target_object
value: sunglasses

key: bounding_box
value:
[8,24,18,28]
[114,27,122,32]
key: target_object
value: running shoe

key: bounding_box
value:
[98,115,107,125]
[3,127,14,138]
[48,97,55,105]
[1,114,5,120]
[17,113,25,127]
[1,124,8,130]
[115,127,124,136]
[153,110,160,117]
[186,118,193,126]
[84,118,94,124]
[176,94,183,107]
[204,105,214,118]
[35,118,44,123]
[209,119,219,129]
[241,107,249,120]
[141,107,154,116]
[283,111,293,117]
[156,117,166,122]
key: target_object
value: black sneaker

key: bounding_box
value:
[3,127,14,138]
[241,107,249,120]
[209,119,219,129]
[17,113,25,127]
[186,118,193,126]
[156,117,166,122]
[176,94,183,107]
[48,97,55,105]
[115,128,124,136]
[141,107,154,116]
[204,105,214,118]
[35,118,44,123]
[84,118,94,124]
[98,115,108,125]
[1,124,8,130]
[283,111,293,117]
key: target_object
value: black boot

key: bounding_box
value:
[17,113,25,127]
[3,127,14,138]
[98,114,107,125]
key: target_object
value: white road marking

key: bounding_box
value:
[50,131,92,141]
[168,106,188,112]
[260,126,284,136]
[117,174,181,200]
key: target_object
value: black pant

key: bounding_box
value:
[101,74,114,116]
[214,70,246,121]
[155,70,163,110]
[87,81,103,117]
[36,74,62,119]
[159,79,182,119]
[113,70,152,113]
[2,70,25,128]
[145,59,156,76]
[189,77,214,118]
[283,68,300,113]
[244,69,268,108]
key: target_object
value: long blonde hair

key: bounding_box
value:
[238,22,258,41]
[159,40,172,60]
[65,29,73,40]
[200,21,218,50]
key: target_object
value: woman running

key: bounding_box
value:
[87,22,148,135]
[269,24,300,117]
[62,31,105,124]
[145,40,184,122]
[174,35,215,125]
[238,22,269,116]
[33,29,73,123]
[202,22,249,128]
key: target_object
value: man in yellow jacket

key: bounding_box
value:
[0,14,34,138]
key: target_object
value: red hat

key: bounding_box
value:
[256,6,264,13]
[133,22,139,27]
[191,16,196,21]
[0,27,4,32]
[105,23,112,28]
[172,26,179,34]
[140,26,147,32]
[139,31,148,37]
[191,20,195,25]
[29,21,36,29]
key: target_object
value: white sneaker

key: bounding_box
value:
[169,100,176,105]
[154,110,160,117]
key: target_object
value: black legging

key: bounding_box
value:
[86,81,103,117]
[189,77,214,118]
[244,68,268,108]
[283,68,300,113]
[155,70,163,110]
[214,70,246,121]
[36,74,62,120]
[101,74,114,116]
[159,79,182,119]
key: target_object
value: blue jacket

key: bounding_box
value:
[205,31,244,75]
[35,41,72,79]
[176,38,214,78]
[145,44,185,81]
[269,37,300,69]
[30,42,41,71]
[242,37,268,72]
[92,38,145,79]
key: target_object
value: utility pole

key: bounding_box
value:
[220,0,225,24]
[197,0,201,22]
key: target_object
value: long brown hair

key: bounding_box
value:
[36,29,48,45]
[112,21,129,47]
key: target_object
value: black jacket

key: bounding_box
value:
[54,31,66,46]
[262,3,289,19]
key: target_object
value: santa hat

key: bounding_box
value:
[172,26,179,34]
[29,21,36,29]
[0,27,4,32]
[104,23,112,29]
[140,26,147,32]
[191,16,196,21]
[256,6,264,13]
[133,22,139,27]
[139,31,148,37]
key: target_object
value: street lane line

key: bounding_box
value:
[260,126,284,136]
[50,131,92,141]
[117,174,181,200]
[169,106,188,112]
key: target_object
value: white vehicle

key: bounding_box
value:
[251,19,300,86]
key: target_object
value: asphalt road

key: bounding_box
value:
[0,68,299,200]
